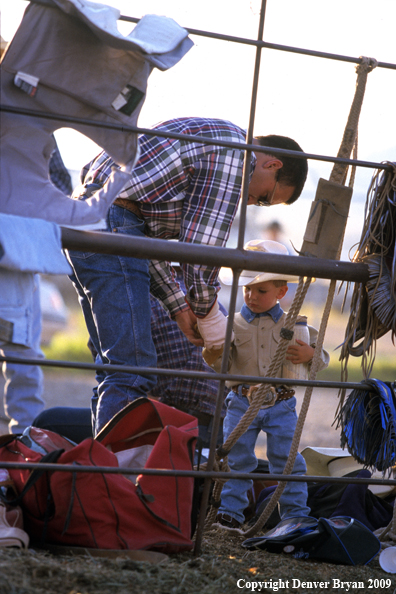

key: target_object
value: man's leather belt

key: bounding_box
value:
[232,384,295,402]
[232,385,251,397]
[113,197,143,218]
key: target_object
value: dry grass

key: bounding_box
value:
[0,527,393,594]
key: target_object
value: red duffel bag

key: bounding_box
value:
[0,398,198,553]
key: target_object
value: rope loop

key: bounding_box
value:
[356,56,378,75]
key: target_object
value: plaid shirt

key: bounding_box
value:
[149,293,227,417]
[149,271,227,417]
[49,138,73,196]
[78,117,255,317]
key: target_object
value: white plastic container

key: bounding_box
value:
[379,547,396,573]
[281,323,310,381]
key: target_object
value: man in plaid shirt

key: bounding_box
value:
[148,268,228,452]
[67,117,308,434]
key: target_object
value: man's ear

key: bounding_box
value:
[263,158,283,171]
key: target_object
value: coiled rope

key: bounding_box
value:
[339,162,396,388]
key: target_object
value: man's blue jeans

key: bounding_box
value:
[219,391,310,525]
[0,274,44,434]
[67,205,157,435]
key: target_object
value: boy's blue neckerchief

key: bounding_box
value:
[240,302,284,324]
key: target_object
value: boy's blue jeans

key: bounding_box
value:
[219,390,310,525]
[67,205,157,435]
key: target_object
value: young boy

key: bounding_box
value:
[203,239,330,529]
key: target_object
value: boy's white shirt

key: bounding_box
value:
[208,311,330,388]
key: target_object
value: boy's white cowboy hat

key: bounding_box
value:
[301,446,396,498]
[219,239,300,286]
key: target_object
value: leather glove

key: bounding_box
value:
[197,301,231,349]
[202,344,224,367]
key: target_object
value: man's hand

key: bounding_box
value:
[285,340,314,364]
[174,309,204,346]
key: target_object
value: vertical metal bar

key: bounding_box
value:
[193,0,268,555]
[237,0,267,250]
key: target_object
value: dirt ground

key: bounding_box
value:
[0,372,394,592]
[0,526,394,594]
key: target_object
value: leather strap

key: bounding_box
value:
[232,385,251,397]
[113,198,143,218]
[232,384,295,401]
[273,388,296,402]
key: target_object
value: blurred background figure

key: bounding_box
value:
[264,220,293,254]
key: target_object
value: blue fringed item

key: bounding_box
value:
[339,379,396,471]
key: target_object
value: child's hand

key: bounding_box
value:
[285,340,314,364]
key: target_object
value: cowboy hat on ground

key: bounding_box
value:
[301,446,396,498]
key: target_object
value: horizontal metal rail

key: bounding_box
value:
[28,0,396,70]
[0,355,374,391]
[0,461,394,488]
[0,104,391,172]
[61,228,369,283]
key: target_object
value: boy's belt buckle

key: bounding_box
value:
[259,387,278,409]
[245,385,277,407]
[262,385,296,408]
[246,385,295,408]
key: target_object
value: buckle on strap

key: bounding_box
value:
[232,384,295,408]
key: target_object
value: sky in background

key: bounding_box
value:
[1,0,395,260]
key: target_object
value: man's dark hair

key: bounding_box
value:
[255,135,308,204]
